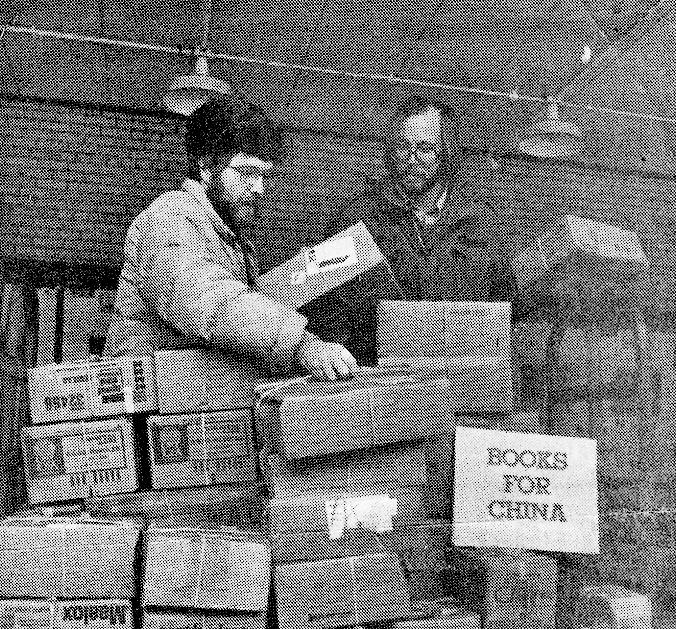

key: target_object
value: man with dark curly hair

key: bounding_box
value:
[324,96,516,365]
[105,96,357,381]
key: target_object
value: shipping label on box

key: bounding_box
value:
[22,417,138,504]
[85,485,265,528]
[377,301,511,361]
[256,372,455,459]
[29,356,157,423]
[511,215,649,296]
[445,548,557,629]
[0,600,133,629]
[0,517,140,599]
[142,609,266,629]
[274,553,411,629]
[142,527,270,612]
[452,427,599,553]
[148,410,257,490]
[154,349,265,415]
[256,222,402,310]
[263,441,428,498]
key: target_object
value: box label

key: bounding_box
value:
[452,427,599,553]
[304,236,358,276]
[62,603,129,626]
[152,425,190,464]
[61,429,127,473]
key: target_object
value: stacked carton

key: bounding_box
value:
[24,356,156,504]
[0,515,140,629]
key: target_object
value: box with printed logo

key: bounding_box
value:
[0,516,141,599]
[154,349,265,415]
[274,553,411,629]
[444,548,557,629]
[28,356,157,424]
[21,417,138,504]
[142,609,266,629]
[142,527,270,611]
[147,410,257,490]
[511,215,649,296]
[256,221,402,315]
[0,600,133,629]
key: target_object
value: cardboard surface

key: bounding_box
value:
[147,410,257,490]
[256,222,401,310]
[263,442,428,498]
[22,417,138,504]
[575,584,652,629]
[511,215,649,296]
[452,426,599,553]
[0,517,140,599]
[0,600,133,629]
[85,484,265,528]
[274,553,411,629]
[256,371,455,459]
[28,356,157,423]
[377,301,511,360]
[391,599,481,629]
[445,548,557,629]
[142,609,266,629]
[142,527,270,612]
[154,349,264,415]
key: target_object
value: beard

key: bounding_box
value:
[398,165,438,196]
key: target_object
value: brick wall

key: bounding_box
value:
[1,92,674,311]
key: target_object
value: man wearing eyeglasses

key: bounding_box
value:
[105,96,358,381]
[322,96,516,365]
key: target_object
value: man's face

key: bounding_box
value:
[392,107,443,195]
[204,152,274,230]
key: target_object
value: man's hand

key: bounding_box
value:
[296,332,359,381]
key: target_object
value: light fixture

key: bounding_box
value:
[162,0,232,116]
[519,100,583,159]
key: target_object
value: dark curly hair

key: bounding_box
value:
[185,96,285,178]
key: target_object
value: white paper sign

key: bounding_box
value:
[452,426,599,554]
[304,236,358,276]
[325,494,398,539]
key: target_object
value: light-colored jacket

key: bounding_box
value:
[104,179,307,373]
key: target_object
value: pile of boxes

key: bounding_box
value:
[0,218,654,629]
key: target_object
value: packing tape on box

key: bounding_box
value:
[200,413,209,486]
[348,556,362,624]
[194,533,207,606]
[123,386,134,414]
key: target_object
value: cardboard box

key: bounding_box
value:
[255,371,456,459]
[263,442,428,498]
[21,417,138,504]
[274,553,411,629]
[511,215,649,296]
[142,527,270,612]
[28,356,157,423]
[0,600,133,629]
[85,485,265,528]
[0,516,140,599]
[142,610,266,629]
[154,349,265,415]
[377,301,511,361]
[271,516,452,567]
[392,599,481,629]
[444,548,557,629]
[256,221,402,312]
[573,584,651,629]
[147,410,257,490]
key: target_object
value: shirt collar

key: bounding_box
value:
[181,178,239,246]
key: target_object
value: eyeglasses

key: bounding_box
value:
[393,141,440,163]
[228,165,276,191]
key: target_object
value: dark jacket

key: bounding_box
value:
[318,176,517,365]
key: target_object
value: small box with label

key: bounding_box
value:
[0,600,134,629]
[21,417,138,503]
[256,221,402,315]
[28,356,158,423]
[511,215,649,296]
[147,410,258,490]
